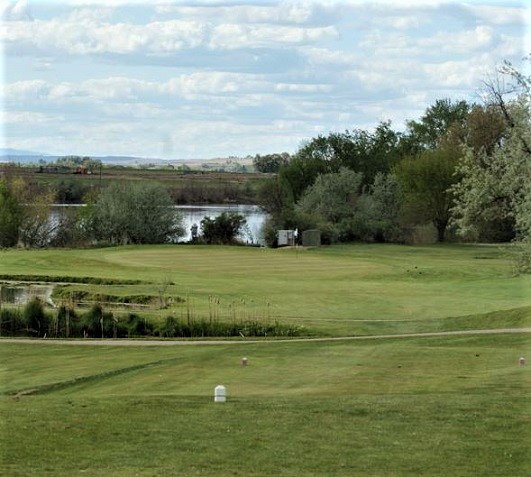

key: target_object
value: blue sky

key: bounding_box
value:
[1,0,529,159]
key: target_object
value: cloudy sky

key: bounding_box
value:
[1,0,529,159]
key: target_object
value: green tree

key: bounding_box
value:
[451,59,531,244]
[394,146,461,242]
[0,180,22,247]
[295,168,363,224]
[253,153,290,173]
[401,98,470,154]
[89,182,183,244]
[200,212,246,244]
[279,121,400,203]
[451,100,530,242]
[351,173,404,242]
[16,183,56,248]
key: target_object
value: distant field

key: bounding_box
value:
[1,333,530,476]
[1,243,530,335]
[5,165,266,204]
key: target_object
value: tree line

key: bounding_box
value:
[0,60,529,264]
[256,61,530,260]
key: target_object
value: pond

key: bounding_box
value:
[0,284,55,306]
[51,204,268,244]
[177,204,267,244]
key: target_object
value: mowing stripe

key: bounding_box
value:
[3,357,181,397]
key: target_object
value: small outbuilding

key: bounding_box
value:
[277,229,296,247]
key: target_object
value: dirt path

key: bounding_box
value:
[2,327,530,346]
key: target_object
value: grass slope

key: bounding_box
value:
[1,333,530,476]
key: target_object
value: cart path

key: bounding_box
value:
[1,327,530,346]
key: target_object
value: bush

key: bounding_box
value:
[201,212,246,244]
[0,308,24,336]
[80,304,116,338]
[22,298,50,337]
[125,313,155,337]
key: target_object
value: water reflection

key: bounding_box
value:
[50,204,268,244]
[177,204,266,244]
[0,284,54,306]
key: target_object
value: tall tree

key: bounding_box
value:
[279,121,401,202]
[295,168,363,224]
[451,99,530,242]
[7,178,57,248]
[401,98,470,154]
[0,180,22,247]
[394,146,461,242]
[253,153,290,173]
[452,60,531,244]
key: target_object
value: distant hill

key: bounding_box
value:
[0,148,44,156]
[0,149,254,171]
[0,150,162,165]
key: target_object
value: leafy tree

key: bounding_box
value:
[256,177,293,215]
[279,121,400,203]
[394,146,461,242]
[55,155,102,173]
[451,100,530,242]
[452,59,531,245]
[401,98,470,153]
[4,177,57,248]
[16,183,56,248]
[89,182,183,244]
[350,173,404,242]
[55,179,88,203]
[465,104,507,156]
[200,212,246,244]
[295,168,363,223]
[253,153,290,173]
[0,180,22,247]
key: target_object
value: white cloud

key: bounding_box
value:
[157,2,318,25]
[420,25,499,54]
[463,4,526,26]
[2,12,338,58]
[1,111,62,124]
[2,0,527,158]
[0,0,32,21]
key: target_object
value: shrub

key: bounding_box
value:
[80,304,115,338]
[201,212,246,244]
[0,308,24,336]
[125,313,155,337]
[22,298,50,337]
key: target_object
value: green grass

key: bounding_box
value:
[1,243,530,336]
[1,333,530,476]
[1,243,530,475]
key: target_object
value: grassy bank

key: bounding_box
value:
[1,333,530,476]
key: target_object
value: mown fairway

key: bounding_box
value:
[1,244,530,475]
[1,333,530,476]
[1,243,530,335]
